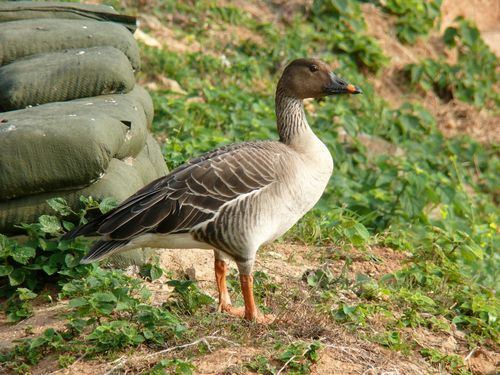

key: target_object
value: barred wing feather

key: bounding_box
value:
[67,142,280,243]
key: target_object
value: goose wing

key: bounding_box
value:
[67,141,283,241]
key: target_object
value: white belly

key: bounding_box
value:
[254,139,333,246]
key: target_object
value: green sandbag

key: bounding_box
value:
[0,1,136,32]
[15,86,154,158]
[131,134,169,183]
[0,18,140,69]
[0,112,127,201]
[0,46,135,111]
[0,154,168,235]
[68,85,155,150]
[0,89,153,201]
[125,85,155,126]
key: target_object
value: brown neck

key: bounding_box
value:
[275,86,310,144]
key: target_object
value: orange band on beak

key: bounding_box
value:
[346,84,357,93]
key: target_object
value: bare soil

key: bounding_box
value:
[2,244,498,374]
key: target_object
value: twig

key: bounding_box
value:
[276,354,296,375]
[48,352,87,375]
[102,356,127,375]
[323,343,374,365]
[464,348,476,362]
[102,336,238,375]
[277,345,312,375]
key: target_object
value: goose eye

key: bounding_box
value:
[309,64,319,73]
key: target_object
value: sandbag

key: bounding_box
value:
[0,154,168,235]
[0,18,140,69]
[0,88,153,200]
[71,85,155,128]
[0,1,136,32]
[0,112,128,200]
[131,134,169,183]
[126,85,155,126]
[0,46,135,111]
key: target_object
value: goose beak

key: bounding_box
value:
[325,73,362,95]
[346,83,362,94]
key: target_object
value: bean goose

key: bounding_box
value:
[64,58,361,323]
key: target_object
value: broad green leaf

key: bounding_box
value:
[39,215,62,235]
[443,26,457,47]
[69,297,89,308]
[47,198,73,216]
[461,243,484,260]
[17,287,38,301]
[150,264,163,281]
[42,263,59,275]
[99,197,118,214]
[0,264,13,276]
[12,246,36,264]
[8,268,26,286]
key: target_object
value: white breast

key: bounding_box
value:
[253,132,333,246]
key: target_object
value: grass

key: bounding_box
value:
[0,0,499,374]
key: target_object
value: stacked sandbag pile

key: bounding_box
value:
[0,2,168,252]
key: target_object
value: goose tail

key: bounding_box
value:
[80,239,130,264]
[61,216,104,241]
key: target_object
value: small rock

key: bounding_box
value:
[159,76,187,94]
[134,28,162,47]
[267,251,284,259]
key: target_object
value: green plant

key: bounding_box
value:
[382,0,442,44]
[246,355,277,375]
[140,258,164,281]
[0,328,67,371]
[58,354,76,369]
[372,330,409,352]
[1,265,188,372]
[275,341,322,374]
[311,0,388,72]
[145,358,196,375]
[420,348,469,374]
[166,279,214,315]
[0,198,108,321]
[406,18,499,107]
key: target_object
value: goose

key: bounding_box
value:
[64,58,361,323]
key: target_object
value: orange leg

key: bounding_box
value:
[214,260,244,316]
[240,274,275,324]
[240,274,258,320]
[215,260,274,323]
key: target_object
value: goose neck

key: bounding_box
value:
[275,89,311,144]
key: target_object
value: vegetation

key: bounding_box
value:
[376,0,442,44]
[1,0,498,373]
[407,17,500,107]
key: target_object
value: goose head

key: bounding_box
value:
[277,58,362,99]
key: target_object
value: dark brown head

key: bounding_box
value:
[277,58,362,99]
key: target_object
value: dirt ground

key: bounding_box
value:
[2,243,498,374]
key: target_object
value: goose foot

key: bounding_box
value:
[220,303,275,324]
[215,260,275,324]
[219,304,245,317]
[251,312,276,324]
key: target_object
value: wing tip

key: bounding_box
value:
[80,239,130,264]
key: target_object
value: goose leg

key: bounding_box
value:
[214,259,233,312]
[214,259,246,317]
[240,274,275,324]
